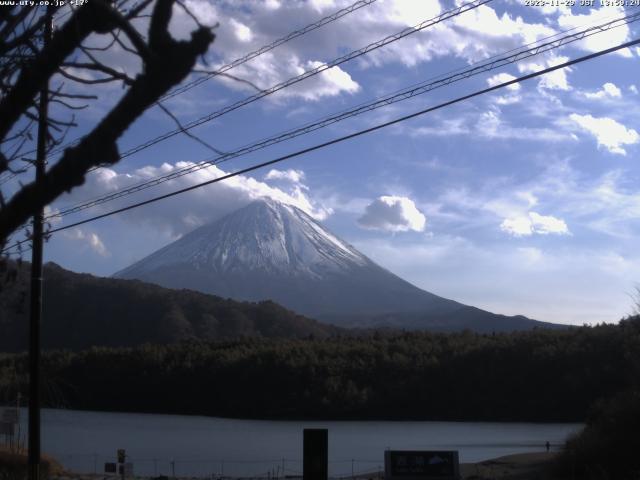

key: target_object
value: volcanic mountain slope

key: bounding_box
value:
[115,199,558,332]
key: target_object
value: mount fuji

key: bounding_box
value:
[115,199,556,331]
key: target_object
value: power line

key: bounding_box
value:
[160,0,379,102]
[114,0,492,159]
[47,10,640,220]
[2,34,635,256]
[2,241,32,256]
[12,0,488,192]
[12,0,380,166]
[0,171,18,186]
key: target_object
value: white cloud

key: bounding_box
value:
[629,85,638,95]
[486,72,520,91]
[358,195,426,232]
[569,114,639,155]
[450,162,640,241]
[493,162,640,240]
[44,206,62,226]
[477,109,569,142]
[308,0,337,13]
[63,229,110,257]
[557,6,632,57]
[229,18,253,43]
[352,235,638,325]
[172,0,560,106]
[578,170,640,238]
[494,93,521,105]
[264,0,281,9]
[584,82,622,100]
[451,5,555,55]
[518,54,572,91]
[501,212,569,237]
[302,62,360,99]
[265,169,305,183]
[89,233,109,256]
[54,163,331,238]
[601,82,621,97]
[55,0,571,120]
[170,0,218,39]
[386,0,442,27]
[529,212,570,235]
[410,118,470,137]
[409,109,571,143]
[500,216,533,236]
[219,53,360,101]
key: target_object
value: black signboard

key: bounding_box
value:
[303,429,328,480]
[385,451,459,480]
[105,463,117,473]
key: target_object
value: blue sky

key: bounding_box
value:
[5,0,640,325]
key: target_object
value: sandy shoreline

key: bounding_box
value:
[460,452,556,479]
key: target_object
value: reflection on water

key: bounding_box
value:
[22,408,582,477]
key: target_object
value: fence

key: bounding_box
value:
[50,454,385,479]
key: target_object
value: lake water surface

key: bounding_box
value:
[20,409,582,477]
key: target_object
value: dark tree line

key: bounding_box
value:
[554,389,640,480]
[1,317,639,422]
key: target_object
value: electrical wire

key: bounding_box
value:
[10,0,489,183]
[160,0,379,102]
[3,34,637,255]
[10,0,380,166]
[47,10,640,220]
[114,0,493,160]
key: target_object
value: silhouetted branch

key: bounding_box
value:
[0,0,215,243]
[156,101,226,155]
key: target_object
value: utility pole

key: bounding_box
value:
[28,8,52,480]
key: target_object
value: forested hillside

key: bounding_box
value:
[1,318,638,422]
[0,262,340,352]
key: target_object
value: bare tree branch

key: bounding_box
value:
[193,69,264,93]
[49,90,98,100]
[0,0,215,243]
[125,0,155,19]
[57,67,124,85]
[156,101,226,155]
[63,60,134,85]
[50,99,88,110]
[0,0,119,140]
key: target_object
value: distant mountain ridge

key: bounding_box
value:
[0,262,340,352]
[115,199,560,332]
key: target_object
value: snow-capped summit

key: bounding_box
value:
[119,198,367,279]
[115,198,550,331]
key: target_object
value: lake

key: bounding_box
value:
[17,408,582,477]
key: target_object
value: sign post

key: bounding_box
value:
[303,429,328,480]
[117,449,127,480]
[384,451,460,480]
